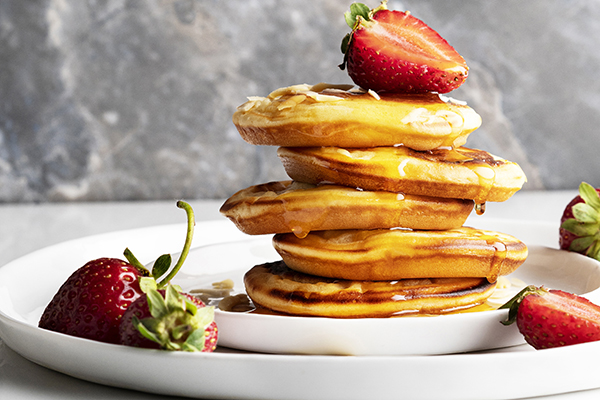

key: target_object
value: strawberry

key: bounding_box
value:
[119,279,218,352]
[559,181,600,261]
[38,257,148,344]
[500,285,600,349]
[339,1,468,94]
[38,201,216,352]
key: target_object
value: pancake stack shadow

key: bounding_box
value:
[220,83,528,318]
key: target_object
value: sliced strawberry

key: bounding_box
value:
[340,1,468,94]
[501,285,600,349]
[559,182,600,261]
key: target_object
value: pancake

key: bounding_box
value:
[272,227,528,282]
[220,180,474,236]
[278,146,527,204]
[232,83,482,150]
[244,261,497,318]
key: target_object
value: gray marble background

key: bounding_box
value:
[0,0,597,203]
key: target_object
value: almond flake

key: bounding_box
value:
[367,89,381,100]
[277,94,307,110]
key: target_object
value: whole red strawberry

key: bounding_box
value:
[339,1,468,94]
[119,281,218,352]
[559,181,600,261]
[38,258,148,344]
[501,285,600,349]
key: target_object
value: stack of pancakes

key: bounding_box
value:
[221,83,528,318]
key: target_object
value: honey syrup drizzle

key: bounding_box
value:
[466,163,496,209]
[440,124,464,148]
[417,147,499,211]
[281,202,320,239]
[475,233,508,283]
[279,190,327,239]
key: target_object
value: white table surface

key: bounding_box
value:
[1,192,600,400]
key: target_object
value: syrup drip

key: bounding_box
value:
[466,163,496,205]
[290,225,310,239]
[280,192,328,239]
[478,234,508,283]
[440,126,464,148]
[433,148,498,204]
[475,202,486,215]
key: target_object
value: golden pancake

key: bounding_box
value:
[278,146,527,204]
[272,227,528,282]
[220,180,474,236]
[233,83,482,150]
[244,261,497,318]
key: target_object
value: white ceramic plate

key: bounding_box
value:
[175,217,600,356]
[192,241,600,356]
[2,220,600,399]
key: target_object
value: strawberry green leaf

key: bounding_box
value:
[147,288,169,319]
[560,219,600,237]
[132,315,161,343]
[139,276,157,293]
[572,203,600,223]
[344,3,371,28]
[341,33,351,55]
[165,284,184,313]
[195,305,215,328]
[570,235,596,253]
[182,328,206,352]
[152,254,172,280]
[587,240,600,261]
[579,182,600,210]
[184,296,198,315]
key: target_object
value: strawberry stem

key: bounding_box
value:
[123,248,149,275]
[157,200,195,288]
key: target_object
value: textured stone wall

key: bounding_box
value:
[0,0,597,202]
